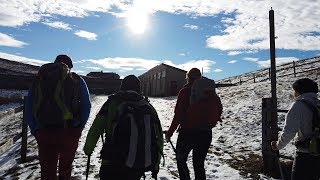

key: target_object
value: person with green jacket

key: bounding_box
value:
[83,75,163,180]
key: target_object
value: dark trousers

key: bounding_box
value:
[291,152,320,180]
[176,129,212,180]
[99,164,144,180]
[36,128,82,180]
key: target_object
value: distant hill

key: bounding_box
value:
[0,58,40,76]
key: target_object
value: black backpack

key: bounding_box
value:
[32,62,81,128]
[296,99,320,155]
[101,97,163,175]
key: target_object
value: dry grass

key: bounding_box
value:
[224,153,293,180]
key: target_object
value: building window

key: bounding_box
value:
[162,70,166,78]
[157,72,161,79]
[153,74,156,80]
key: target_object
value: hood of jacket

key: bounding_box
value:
[114,90,144,102]
[295,92,319,106]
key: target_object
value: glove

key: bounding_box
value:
[83,145,92,156]
[271,141,278,150]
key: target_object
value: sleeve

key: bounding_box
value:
[83,100,110,156]
[152,106,164,169]
[26,87,38,136]
[217,95,223,121]
[166,89,187,137]
[79,77,91,129]
[277,102,303,149]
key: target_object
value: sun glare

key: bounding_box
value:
[126,9,149,35]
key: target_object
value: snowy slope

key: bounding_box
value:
[0,95,244,179]
[0,63,319,179]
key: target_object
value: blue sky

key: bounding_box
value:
[0,0,319,80]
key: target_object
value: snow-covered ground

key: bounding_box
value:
[0,68,319,179]
[0,89,27,112]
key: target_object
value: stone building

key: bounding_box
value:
[85,71,121,94]
[86,72,120,79]
[139,63,187,97]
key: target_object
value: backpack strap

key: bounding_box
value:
[300,99,319,132]
[54,78,73,121]
[32,79,43,121]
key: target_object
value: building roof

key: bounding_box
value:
[139,63,187,77]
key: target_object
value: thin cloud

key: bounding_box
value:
[228,60,237,64]
[257,57,299,68]
[183,24,199,30]
[74,30,97,40]
[0,33,28,47]
[42,21,72,30]
[163,59,216,73]
[85,66,102,70]
[228,50,259,56]
[86,57,161,72]
[213,68,223,73]
[179,53,186,56]
[86,57,216,73]
[228,51,242,56]
[243,57,259,62]
[0,52,49,66]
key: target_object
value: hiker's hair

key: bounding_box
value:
[186,68,201,84]
[54,54,73,68]
[120,75,141,93]
[292,78,318,94]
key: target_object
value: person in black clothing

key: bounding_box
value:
[84,75,163,180]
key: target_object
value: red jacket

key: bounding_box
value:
[166,83,223,137]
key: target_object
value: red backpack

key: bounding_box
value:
[188,78,222,129]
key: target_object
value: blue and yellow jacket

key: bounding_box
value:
[26,76,91,135]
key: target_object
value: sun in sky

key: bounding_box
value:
[126,8,150,35]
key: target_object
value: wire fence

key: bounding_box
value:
[219,56,320,86]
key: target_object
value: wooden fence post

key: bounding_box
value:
[293,61,296,77]
[253,75,256,83]
[262,98,281,178]
[20,96,28,163]
[268,68,271,80]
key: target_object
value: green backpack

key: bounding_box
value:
[32,62,81,128]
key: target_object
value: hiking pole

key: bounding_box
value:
[276,151,284,180]
[86,155,91,180]
[163,131,190,180]
[168,139,177,154]
[163,130,177,154]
